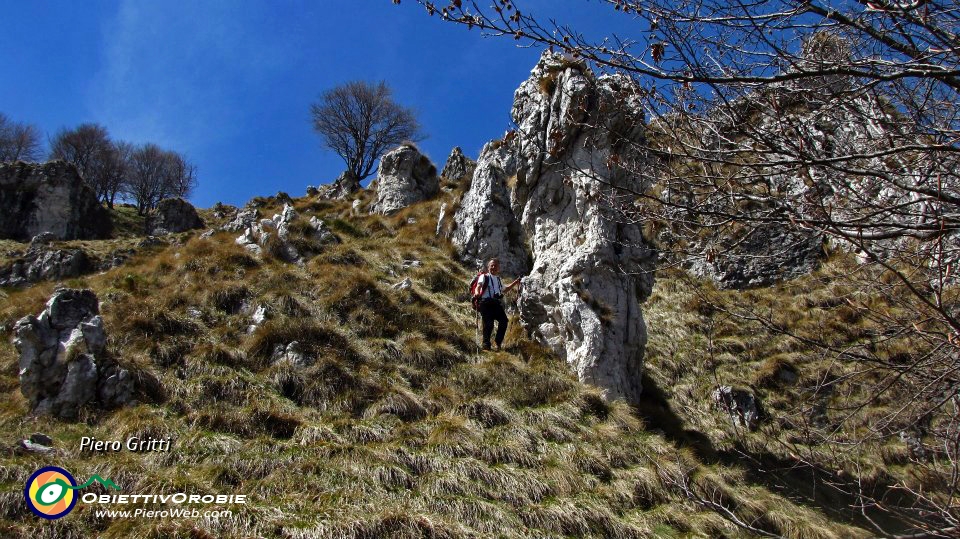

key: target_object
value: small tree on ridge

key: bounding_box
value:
[310,80,424,182]
[0,113,42,163]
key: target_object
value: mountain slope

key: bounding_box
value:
[0,186,871,538]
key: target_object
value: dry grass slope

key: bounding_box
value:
[0,186,874,538]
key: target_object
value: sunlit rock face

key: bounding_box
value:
[318,170,361,200]
[14,289,133,420]
[439,146,475,183]
[148,197,204,235]
[455,52,656,404]
[451,138,528,275]
[370,144,439,215]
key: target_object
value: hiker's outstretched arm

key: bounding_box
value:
[505,277,522,293]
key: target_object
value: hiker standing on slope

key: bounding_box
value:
[474,258,522,351]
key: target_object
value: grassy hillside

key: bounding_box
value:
[0,186,878,538]
[644,261,950,535]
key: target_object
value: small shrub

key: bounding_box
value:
[116,272,148,292]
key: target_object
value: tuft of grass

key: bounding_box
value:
[755,353,800,388]
[327,217,368,238]
[245,318,357,369]
[207,284,250,314]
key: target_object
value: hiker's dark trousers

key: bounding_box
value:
[479,298,508,348]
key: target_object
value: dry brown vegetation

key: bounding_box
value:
[0,185,881,538]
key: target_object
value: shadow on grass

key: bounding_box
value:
[633,372,716,459]
[633,374,933,536]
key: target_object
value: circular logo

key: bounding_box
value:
[24,466,78,520]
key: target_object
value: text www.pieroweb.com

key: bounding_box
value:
[94,507,232,519]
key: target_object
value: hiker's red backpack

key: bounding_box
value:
[469,270,488,311]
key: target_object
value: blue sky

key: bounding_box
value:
[0,1,638,208]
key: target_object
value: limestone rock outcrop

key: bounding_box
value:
[689,226,824,289]
[14,289,134,419]
[454,52,656,404]
[0,244,92,287]
[318,171,362,200]
[440,147,475,182]
[212,202,237,219]
[222,207,260,233]
[451,139,529,275]
[0,161,112,241]
[713,386,763,430]
[513,54,655,405]
[370,145,438,215]
[272,341,311,367]
[234,203,336,262]
[652,34,952,288]
[147,197,204,235]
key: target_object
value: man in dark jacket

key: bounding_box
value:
[473,258,522,351]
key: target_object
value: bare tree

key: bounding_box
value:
[162,149,197,200]
[124,143,197,215]
[49,123,114,200]
[0,113,42,162]
[125,143,165,215]
[99,141,132,209]
[408,1,960,536]
[311,80,424,181]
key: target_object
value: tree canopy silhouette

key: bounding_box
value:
[0,113,42,163]
[311,80,424,182]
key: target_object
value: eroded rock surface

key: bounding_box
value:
[513,55,655,404]
[0,245,92,287]
[223,207,260,233]
[14,289,134,419]
[371,145,438,215]
[689,225,824,289]
[318,171,362,200]
[713,386,762,430]
[454,52,656,404]
[234,203,336,262]
[440,146,475,182]
[148,197,204,235]
[653,34,955,288]
[0,161,112,240]
[451,139,528,275]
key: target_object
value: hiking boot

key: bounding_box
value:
[482,344,492,351]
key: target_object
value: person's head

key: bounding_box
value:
[487,258,501,275]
